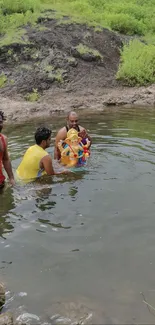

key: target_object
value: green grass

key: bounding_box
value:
[0,73,7,87]
[40,0,155,35]
[47,69,67,83]
[25,88,40,101]
[0,29,29,47]
[0,0,40,15]
[75,43,103,59]
[116,39,155,86]
[0,0,155,85]
[0,0,155,36]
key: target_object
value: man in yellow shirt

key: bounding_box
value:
[16,127,68,181]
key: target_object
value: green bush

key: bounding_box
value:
[116,39,155,85]
[104,13,145,35]
[0,73,7,88]
[105,3,147,21]
[0,0,40,14]
[38,0,155,36]
[88,0,106,9]
[142,33,155,45]
[0,0,155,87]
[25,88,40,101]
[0,0,155,37]
[0,10,39,34]
[144,17,155,33]
[66,0,92,15]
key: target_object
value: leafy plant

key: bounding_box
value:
[0,73,7,88]
[25,88,40,101]
[116,39,155,85]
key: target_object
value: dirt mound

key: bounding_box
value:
[0,12,122,98]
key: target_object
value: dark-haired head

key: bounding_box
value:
[35,127,52,149]
[0,111,6,132]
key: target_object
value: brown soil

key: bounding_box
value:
[0,13,122,95]
[0,12,154,121]
[1,84,155,123]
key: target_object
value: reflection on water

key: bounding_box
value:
[1,108,155,323]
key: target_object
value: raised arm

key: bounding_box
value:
[3,137,15,186]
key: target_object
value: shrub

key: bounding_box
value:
[116,39,155,86]
[25,88,40,101]
[0,73,7,88]
[104,13,145,35]
[0,0,40,15]
[0,10,39,35]
[105,2,147,20]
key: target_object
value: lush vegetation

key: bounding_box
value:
[0,0,155,85]
[116,39,155,85]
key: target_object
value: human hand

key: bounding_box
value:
[62,169,72,174]
[9,178,15,186]
[86,139,91,147]
[78,129,87,138]
[58,140,63,148]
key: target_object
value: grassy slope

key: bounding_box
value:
[0,0,155,86]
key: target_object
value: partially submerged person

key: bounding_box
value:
[16,127,69,182]
[0,111,15,188]
[54,111,92,160]
[58,128,91,167]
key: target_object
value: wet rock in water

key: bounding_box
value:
[0,283,5,311]
[0,312,13,325]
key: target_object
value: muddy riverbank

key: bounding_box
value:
[1,84,155,123]
[0,12,154,122]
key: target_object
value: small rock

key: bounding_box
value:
[0,312,13,325]
[71,47,102,62]
[0,283,5,311]
[145,86,155,94]
[133,99,149,107]
[67,57,78,67]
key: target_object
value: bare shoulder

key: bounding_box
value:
[42,154,51,162]
[40,153,51,166]
[57,126,67,135]
[55,127,67,140]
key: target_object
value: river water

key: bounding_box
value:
[1,107,155,324]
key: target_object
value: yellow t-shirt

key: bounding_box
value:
[16,144,48,181]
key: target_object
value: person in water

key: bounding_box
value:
[16,127,69,181]
[54,111,92,160]
[0,111,15,188]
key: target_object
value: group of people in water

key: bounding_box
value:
[0,110,91,188]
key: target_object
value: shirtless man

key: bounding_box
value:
[54,111,92,160]
[0,111,15,188]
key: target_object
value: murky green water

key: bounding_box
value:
[1,108,155,324]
